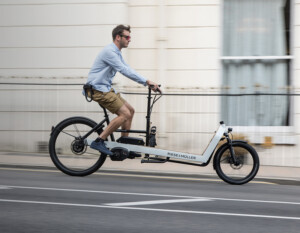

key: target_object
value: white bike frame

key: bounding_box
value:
[86,122,227,163]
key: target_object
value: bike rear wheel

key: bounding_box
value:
[49,117,107,176]
[214,142,259,185]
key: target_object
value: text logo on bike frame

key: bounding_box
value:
[167,152,196,160]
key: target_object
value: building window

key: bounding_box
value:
[221,0,291,126]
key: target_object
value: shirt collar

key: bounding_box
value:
[111,42,121,54]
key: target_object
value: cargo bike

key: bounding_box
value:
[49,85,260,185]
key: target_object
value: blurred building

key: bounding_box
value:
[0,0,299,167]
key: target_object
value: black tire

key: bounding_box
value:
[49,117,107,176]
[214,142,259,185]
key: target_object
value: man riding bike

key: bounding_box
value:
[84,24,160,156]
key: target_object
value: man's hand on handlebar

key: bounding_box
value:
[146,80,162,93]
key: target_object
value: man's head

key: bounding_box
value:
[112,25,131,50]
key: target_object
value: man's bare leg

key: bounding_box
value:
[91,104,134,155]
[120,102,135,137]
[99,104,132,140]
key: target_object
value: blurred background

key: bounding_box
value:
[0,0,299,167]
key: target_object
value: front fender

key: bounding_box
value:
[231,140,248,144]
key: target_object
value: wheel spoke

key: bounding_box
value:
[220,156,228,163]
[61,130,76,138]
[73,124,81,137]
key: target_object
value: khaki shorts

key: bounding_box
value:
[88,88,126,114]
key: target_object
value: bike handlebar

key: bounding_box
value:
[149,84,162,94]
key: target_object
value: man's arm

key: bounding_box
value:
[104,50,147,85]
[104,50,161,92]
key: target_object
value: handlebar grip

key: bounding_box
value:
[149,84,161,92]
[154,86,162,94]
[149,84,161,88]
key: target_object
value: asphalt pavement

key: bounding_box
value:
[0,166,299,233]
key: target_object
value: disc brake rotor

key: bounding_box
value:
[229,157,243,170]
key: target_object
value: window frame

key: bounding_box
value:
[220,0,295,145]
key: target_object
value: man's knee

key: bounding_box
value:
[129,107,135,118]
[124,102,135,118]
[117,105,132,121]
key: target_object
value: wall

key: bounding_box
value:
[1,0,300,167]
[126,0,221,154]
[0,0,129,151]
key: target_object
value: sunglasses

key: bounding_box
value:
[120,34,131,40]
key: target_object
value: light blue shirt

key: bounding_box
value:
[86,43,147,92]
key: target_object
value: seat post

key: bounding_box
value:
[99,104,108,117]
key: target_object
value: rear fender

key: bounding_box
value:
[50,116,98,136]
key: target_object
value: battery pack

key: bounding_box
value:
[117,136,145,146]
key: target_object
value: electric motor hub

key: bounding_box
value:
[71,139,86,155]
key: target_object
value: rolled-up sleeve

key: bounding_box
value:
[104,50,147,86]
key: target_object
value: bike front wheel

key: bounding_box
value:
[49,117,107,176]
[214,142,259,185]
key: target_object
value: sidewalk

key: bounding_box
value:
[0,151,300,181]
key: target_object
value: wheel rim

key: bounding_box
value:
[53,121,102,172]
[218,144,257,182]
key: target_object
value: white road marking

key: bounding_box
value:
[0,186,10,189]
[212,197,300,205]
[2,185,300,206]
[0,198,299,221]
[106,198,212,207]
[2,185,202,199]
